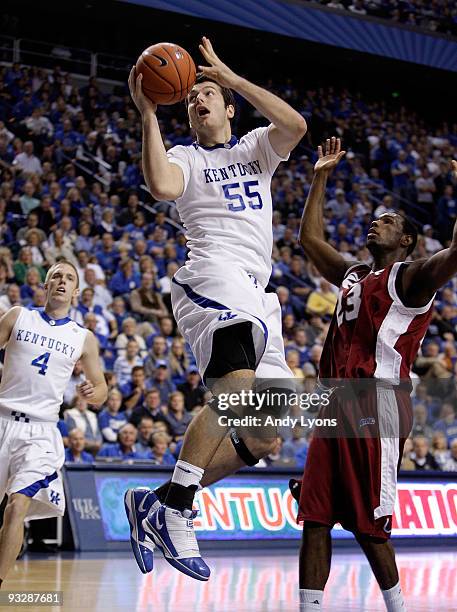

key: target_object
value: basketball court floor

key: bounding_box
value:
[4,548,457,611]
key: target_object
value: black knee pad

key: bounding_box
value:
[230,430,259,466]
[204,321,256,386]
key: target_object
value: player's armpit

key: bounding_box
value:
[80,331,108,406]
[0,306,22,348]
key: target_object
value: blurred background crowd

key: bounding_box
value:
[311,0,457,35]
[0,59,456,473]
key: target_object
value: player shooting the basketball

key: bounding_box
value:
[294,138,457,611]
[124,36,306,580]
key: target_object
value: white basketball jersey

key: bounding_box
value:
[167,126,288,288]
[0,308,88,422]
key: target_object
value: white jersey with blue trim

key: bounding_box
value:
[167,126,288,288]
[0,308,88,423]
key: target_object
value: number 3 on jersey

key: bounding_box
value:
[336,283,362,327]
[223,180,263,212]
[31,352,51,376]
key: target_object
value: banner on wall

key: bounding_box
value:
[64,466,457,550]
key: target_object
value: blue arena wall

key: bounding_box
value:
[120,0,457,72]
[64,464,457,551]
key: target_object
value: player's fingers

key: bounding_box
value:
[336,151,346,162]
[326,138,330,155]
[135,72,143,95]
[199,44,212,63]
[331,136,336,154]
[317,145,323,158]
[335,138,341,154]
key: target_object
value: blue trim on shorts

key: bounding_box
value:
[172,277,229,310]
[15,471,58,498]
[253,315,269,362]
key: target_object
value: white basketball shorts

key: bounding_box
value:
[0,415,65,520]
[171,262,293,388]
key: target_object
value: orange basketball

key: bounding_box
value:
[136,42,196,105]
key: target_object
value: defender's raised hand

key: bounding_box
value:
[198,36,240,89]
[314,137,346,174]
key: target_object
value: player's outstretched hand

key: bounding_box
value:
[314,137,346,174]
[128,66,157,116]
[452,160,457,176]
[198,36,240,89]
[77,380,97,403]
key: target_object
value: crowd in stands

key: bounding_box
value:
[0,61,456,472]
[310,0,457,36]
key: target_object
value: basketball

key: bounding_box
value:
[135,42,196,105]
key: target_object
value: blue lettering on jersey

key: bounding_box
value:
[16,329,76,358]
[203,159,262,183]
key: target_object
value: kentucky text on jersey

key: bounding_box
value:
[203,159,263,183]
[15,329,76,358]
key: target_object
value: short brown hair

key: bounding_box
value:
[45,259,80,288]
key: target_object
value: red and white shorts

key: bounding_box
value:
[298,384,412,540]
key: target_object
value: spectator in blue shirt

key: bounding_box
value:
[109,259,141,296]
[97,423,145,460]
[65,428,94,464]
[98,389,128,443]
[96,233,119,272]
[151,361,176,405]
[149,432,176,466]
[434,402,457,446]
[165,391,193,440]
[136,416,155,455]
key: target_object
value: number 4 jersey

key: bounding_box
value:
[167,126,288,289]
[320,262,434,382]
[0,308,88,422]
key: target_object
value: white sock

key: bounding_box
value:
[299,589,323,610]
[171,460,204,489]
[382,582,406,611]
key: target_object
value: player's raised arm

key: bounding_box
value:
[299,138,354,287]
[128,67,184,201]
[198,37,306,157]
[78,331,108,407]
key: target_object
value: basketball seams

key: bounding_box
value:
[138,43,195,106]
[161,45,184,99]
[139,58,174,93]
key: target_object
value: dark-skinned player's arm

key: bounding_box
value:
[77,331,108,407]
[402,159,457,306]
[299,138,356,287]
[128,67,184,201]
[198,37,307,156]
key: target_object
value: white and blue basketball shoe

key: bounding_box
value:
[143,504,211,581]
[124,487,161,573]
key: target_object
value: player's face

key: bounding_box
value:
[366,213,410,254]
[187,82,234,133]
[44,264,79,307]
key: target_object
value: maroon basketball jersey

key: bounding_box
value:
[320,261,434,380]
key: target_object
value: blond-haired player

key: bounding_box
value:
[0,260,107,587]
